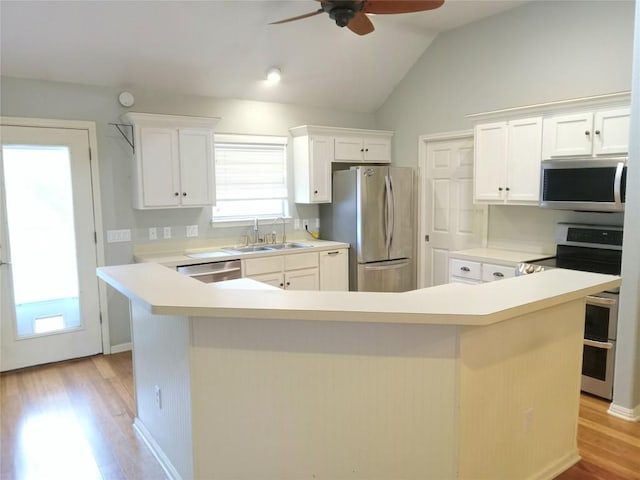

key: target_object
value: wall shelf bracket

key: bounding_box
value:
[109,123,135,153]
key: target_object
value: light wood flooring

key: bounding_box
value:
[1,352,639,480]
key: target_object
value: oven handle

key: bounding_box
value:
[586,295,616,306]
[613,161,624,207]
[584,339,613,350]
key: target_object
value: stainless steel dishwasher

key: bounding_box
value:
[176,260,242,283]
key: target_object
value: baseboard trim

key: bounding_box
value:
[608,402,640,422]
[110,342,132,354]
[133,418,182,480]
[528,450,581,480]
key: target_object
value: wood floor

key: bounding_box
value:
[1,353,639,480]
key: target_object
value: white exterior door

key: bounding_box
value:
[0,125,103,371]
[419,134,487,288]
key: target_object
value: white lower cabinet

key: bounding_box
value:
[449,258,516,284]
[243,249,349,291]
[319,249,349,291]
[243,252,319,290]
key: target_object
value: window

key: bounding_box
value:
[213,134,288,221]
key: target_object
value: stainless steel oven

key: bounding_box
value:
[517,223,622,400]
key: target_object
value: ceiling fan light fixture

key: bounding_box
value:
[266,67,282,84]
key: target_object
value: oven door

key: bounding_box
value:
[581,339,615,400]
[585,292,618,341]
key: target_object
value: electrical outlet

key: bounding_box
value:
[149,227,157,240]
[154,385,162,409]
[163,227,172,239]
[106,229,131,243]
[314,218,320,228]
[294,219,301,230]
[186,225,199,238]
[302,219,310,231]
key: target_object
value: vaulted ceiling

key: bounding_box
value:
[0,0,528,113]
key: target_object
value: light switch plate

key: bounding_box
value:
[294,219,301,230]
[149,227,157,240]
[106,229,131,243]
[163,227,172,239]
[186,225,199,237]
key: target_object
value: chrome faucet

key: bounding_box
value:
[278,216,286,244]
[253,217,259,244]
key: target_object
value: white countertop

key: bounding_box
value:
[448,248,554,265]
[97,262,620,327]
[134,240,350,267]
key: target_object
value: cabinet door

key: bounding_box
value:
[249,272,284,289]
[506,117,542,203]
[474,122,507,202]
[363,137,391,163]
[319,249,349,291]
[139,127,181,207]
[542,113,593,158]
[334,137,364,162]
[310,136,332,203]
[285,268,319,290]
[593,108,630,156]
[178,128,214,206]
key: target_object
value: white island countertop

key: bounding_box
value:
[97,262,620,326]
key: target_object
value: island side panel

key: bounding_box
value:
[457,299,585,480]
[189,317,459,480]
[130,302,194,480]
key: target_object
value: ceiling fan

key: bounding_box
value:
[270,0,445,36]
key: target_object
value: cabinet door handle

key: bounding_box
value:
[183,192,187,196]
[595,130,601,135]
[174,192,180,196]
[585,130,590,136]
[314,190,318,194]
[505,187,510,191]
[365,148,369,152]
[286,282,291,286]
[279,283,284,287]
[498,187,503,192]
[460,266,471,272]
[360,148,364,152]
[493,272,504,278]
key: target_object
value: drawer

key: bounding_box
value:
[285,252,319,271]
[243,256,284,276]
[481,263,516,282]
[449,276,482,285]
[449,259,481,281]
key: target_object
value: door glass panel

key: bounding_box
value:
[2,145,81,337]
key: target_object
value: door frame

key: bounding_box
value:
[1,116,110,354]
[417,130,488,288]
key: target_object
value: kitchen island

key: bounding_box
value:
[98,263,620,480]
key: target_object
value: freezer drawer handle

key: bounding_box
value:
[586,296,616,306]
[584,339,613,350]
[363,261,410,271]
[460,266,471,272]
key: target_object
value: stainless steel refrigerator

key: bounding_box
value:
[319,166,415,292]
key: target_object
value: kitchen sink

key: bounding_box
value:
[221,243,311,254]
[266,242,311,250]
[222,245,274,253]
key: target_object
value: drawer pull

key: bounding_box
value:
[493,272,504,278]
[460,266,471,272]
[327,251,340,256]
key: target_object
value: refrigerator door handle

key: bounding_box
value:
[388,174,395,248]
[384,175,392,253]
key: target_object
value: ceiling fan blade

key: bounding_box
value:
[364,0,445,15]
[347,11,375,35]
[269,8,324,25]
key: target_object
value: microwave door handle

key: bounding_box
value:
[613,161,624,206]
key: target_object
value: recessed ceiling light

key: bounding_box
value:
[266,67,281,84]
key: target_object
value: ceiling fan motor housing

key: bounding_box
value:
[322,1,363,27]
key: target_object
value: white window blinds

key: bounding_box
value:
[213,134,288,220]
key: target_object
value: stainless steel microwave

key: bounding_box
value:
[540,158,627,212]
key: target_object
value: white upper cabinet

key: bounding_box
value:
[124,113,219,210]
[292,133,333,204]
[334,135,391,163]
[290,125,394,204]
[474,117,542,205]
[542,107,630,159]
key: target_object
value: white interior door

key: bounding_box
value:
[418,133,487,288]
[1,125,102,371]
